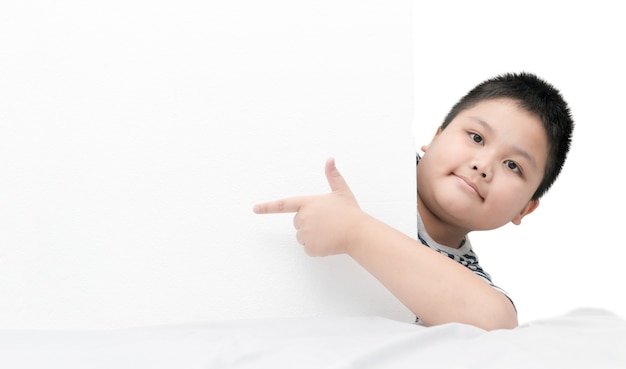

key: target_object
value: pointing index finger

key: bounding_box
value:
[252,196,306,214]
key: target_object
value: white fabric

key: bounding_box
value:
[1,307,624,369]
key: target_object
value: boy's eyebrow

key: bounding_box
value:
[470,117,538,169]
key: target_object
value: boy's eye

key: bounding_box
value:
[505,160,521,173]
[470,133,483,144]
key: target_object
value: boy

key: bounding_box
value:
[253,72,574,331]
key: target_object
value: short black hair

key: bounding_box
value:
[440,72,574,200]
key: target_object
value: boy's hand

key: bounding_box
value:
[253,158,364,257]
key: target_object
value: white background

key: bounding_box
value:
[413,1,626,324]
[1,0,624,330]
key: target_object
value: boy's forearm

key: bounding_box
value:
[347,213,518,331]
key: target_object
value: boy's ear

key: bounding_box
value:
[420,127,443,153]
[511,199,540,225]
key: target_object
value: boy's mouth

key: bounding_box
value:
[454,174,484,200]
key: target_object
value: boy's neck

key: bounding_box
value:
[416,199,468,249]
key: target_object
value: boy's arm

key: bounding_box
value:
[253,158,518,331]
[347,212,518,330]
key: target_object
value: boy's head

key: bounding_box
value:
[440,72,574,200]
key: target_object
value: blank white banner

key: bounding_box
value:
[0,1,415,329]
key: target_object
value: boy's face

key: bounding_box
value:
[417,98,548,232]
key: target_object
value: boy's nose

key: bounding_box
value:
[473,165,487,179]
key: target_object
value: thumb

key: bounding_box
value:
[325,157,350,193]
